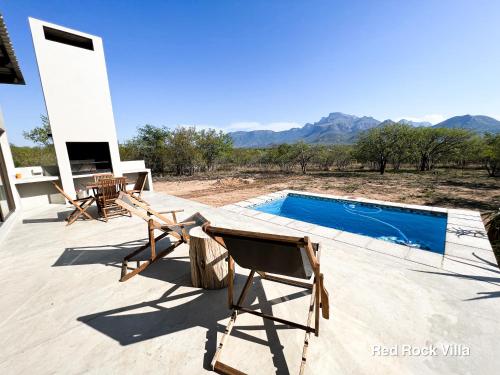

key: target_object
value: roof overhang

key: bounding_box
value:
[0,14,25,85]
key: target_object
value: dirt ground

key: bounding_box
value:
[153,168,500,213]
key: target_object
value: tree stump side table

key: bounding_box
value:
[189,226,228,289]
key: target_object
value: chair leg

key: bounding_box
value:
[211,270,255,372]
[120,231,179,282]
[211,311,239,373]
[314,275,320,337]
[66,209,80,226]
[320,274,329,319]
[213,270,323,375]
[79,199,95,221]
[300,281,317,375]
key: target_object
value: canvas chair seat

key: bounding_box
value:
[222,236,318,280]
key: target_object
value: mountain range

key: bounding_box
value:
[228,112,500,148]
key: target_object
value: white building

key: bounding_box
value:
[0,15,152,240]
[0,14,25,240]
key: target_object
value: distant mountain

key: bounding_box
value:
[398,119,433,127]
[433,115,500,133]
[228,112,500,148]
[229,112,380,147]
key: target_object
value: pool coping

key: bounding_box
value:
[222,190,494,269]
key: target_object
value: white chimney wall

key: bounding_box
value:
[29,18,123,198]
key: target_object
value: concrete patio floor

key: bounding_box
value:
[0,191,499,374]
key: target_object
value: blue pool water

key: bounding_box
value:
[253,194,447,253]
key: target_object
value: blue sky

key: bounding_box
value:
[1,0,500,145]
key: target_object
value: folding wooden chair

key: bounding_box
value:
[116,192,207,282]
[93,172,114,182]
[128,171,148,202]
[202,224,330,375]
[52,182,95,226]
[95,177,129,222]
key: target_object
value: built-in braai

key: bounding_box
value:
[66,142,112,175]
[28,18,151,200]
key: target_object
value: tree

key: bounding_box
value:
[413,127,472,171]
[313,144,352,171]
[165,126,200,175]
[18,114,56,166]
[119,142,140,161]
[386,124,414,171]
[23,115,52,146]
[265,144,296,172]
[10,145,56,167]
[331,144,353,170]
[130,124,169,174]
[196,129,233,171]
[355,123,410,174]
[480,133,500,177]
[293,141,314,174]
[314,145,334,171]
[450,136,483,170]
[227,148,264,169]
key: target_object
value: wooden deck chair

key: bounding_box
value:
[128,171,148,202]
[90,173,113,210]
[116,192,208,282]
[96,177,129,222]
[52,182,95,226]
[202,224,330,375]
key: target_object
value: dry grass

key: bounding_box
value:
[154,168,500,212]
[155,168,500,264]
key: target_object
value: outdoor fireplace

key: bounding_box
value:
[28,18,151,200]
[66,142,112,175]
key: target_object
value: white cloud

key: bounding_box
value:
[395,114,445,125]
[178,123,216,130]
[177,121,301,133]
[227,121,301,132]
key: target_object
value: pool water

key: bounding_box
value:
[253,194,447,253]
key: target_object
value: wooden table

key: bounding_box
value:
[85,178,128,191]
[188,226,228,289]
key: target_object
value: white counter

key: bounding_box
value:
[14,175,59,184]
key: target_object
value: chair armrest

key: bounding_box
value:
[75,196,94,202]
[160,220,196,230]
[159,209,184,214]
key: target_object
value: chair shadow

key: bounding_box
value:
[23,211,69,224]
[472,252,499,269]
[446,226,488,239]
[23,206,103,224]
[52,237,190,283]
[444,254,500,275]
[77,270,307,372]
[61,237,311,372]
[411,268,500,301]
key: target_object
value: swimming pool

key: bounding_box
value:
[252,193,447,253]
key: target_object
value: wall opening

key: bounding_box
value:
[43,26,94,51]
[66,142,112,175]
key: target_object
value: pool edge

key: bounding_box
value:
[222,190,492,269]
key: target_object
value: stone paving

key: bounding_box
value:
[0,191,499,374]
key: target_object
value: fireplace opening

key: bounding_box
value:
[66,142,112,175]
